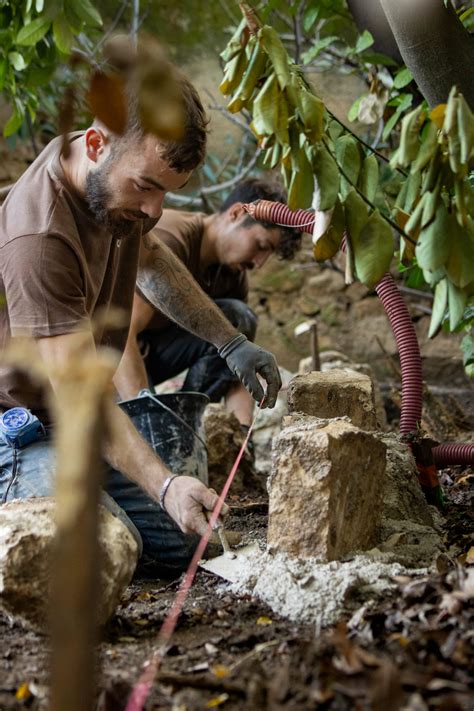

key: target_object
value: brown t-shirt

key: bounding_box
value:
[0,133,142,421]
[144,209,248,330]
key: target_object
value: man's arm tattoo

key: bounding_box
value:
[137,238,237,348]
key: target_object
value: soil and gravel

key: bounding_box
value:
[0,465,473,711]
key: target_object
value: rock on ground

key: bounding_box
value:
[268,417,387,561]
[0,498,139,632]
[287,369,378,430]
[203,404,265,494]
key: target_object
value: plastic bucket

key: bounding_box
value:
[119,392,209,485]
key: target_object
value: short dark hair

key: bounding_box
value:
[219,178,302,260]
[113,73,208,172]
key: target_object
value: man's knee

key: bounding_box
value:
[216,299,258,341]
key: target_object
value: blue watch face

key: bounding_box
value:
[2,407,30,431]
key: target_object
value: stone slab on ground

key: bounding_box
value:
[0,498,138,632]
[268,417,386,561]
[287,369,378,430]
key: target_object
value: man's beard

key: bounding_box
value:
[86,162,142,239]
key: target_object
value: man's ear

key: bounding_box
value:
[227,202,245,222]
[85,127,110,163]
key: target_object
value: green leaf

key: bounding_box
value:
[428,278,448,337]
[358,154,379,203]
[52,17,74,54]
[313,199,345,262]
[70,0,102,28]
[362,52,398,67]
[335,135,361,198]
[313,145,340,211]
[252,74,278,136]
[352,209,394,288]
[447,280,467,330]
[16,17,50,46]
[0,57,8,90]
[288,150,314,210]
[3,101,24,138]
[344,188,369,243]
[303,6,319,32]
[354,30,374,54]
[382,93,413,141]
[415,203,450,271]
[393,67,413,89]
[348,96,362,123]
[259,26,291,89]
[446,216,474,289]
[460,332,474,367]
[296,89,324,141]
[302,36,338,64]
[8,51,26,71]
[460,7,474,22]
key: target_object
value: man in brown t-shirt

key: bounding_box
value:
[114,179,301,432]
[0,74,281,573]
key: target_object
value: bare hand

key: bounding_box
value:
[163,476,229,536]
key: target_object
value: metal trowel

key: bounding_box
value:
[200,526,260,583]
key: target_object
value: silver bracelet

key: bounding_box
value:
[159,474,182,512]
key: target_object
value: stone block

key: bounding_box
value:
[0,498,139,631]
[287,369,378,430]
[267,417,386,560]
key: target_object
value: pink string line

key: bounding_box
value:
[125,398,265,711]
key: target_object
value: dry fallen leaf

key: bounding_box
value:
[211,664,230,679]
[15,683,31,701]
[256,616,273,626]
[206,693,229,707]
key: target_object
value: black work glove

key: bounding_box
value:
[218,334,281,408]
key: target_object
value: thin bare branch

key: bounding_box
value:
[165,149,262,208]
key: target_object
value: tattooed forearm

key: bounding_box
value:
[137,236,237,348]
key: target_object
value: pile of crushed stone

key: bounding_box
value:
[222,547,428,627]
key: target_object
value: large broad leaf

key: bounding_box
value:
[352,209,394,289]
[447,280,467,330]
[297,89,324,142]
[446,215,474,289]
[287,149,314,210]
[259,26,291,90]
[343,188,369,243]
[252,74,278,137]
[428,278,448,338]
[358,154,379,203]
[313,199,345,262]
[415,203,450,271]
[313,145,339,211]
[16,17,50,46]
[335,135,361,199]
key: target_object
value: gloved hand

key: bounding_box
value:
[218,334,281,408]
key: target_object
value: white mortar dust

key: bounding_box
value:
[223,547,428,627]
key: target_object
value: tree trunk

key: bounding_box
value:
[346,0,403,64]
[379,0,474,109]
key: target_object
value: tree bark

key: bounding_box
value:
[346,0,403,64]
[379,0,474,109]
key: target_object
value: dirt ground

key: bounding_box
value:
[0,461,473,711]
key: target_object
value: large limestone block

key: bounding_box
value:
[268,417,386,560]
[287,370,378,429]
[0,498,139,631]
